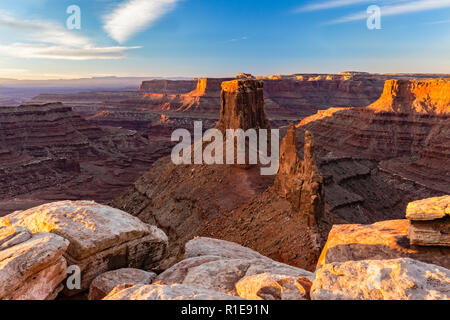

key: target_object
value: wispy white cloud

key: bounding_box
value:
[0,43,140,60]
[294,0,373,12]
[0,12,140,60]
[104,0,181,43]
[223,36,248,43]
[328,0,450,24]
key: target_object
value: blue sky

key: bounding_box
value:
[0,0,449,79]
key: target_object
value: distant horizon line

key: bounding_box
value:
[2,71,450,82]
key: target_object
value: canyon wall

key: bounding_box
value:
[138,75,386,120]
[298,79,450,194]
[139,80,197,95]
[0,103,170,215]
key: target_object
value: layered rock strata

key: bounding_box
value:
[113,79,324,271]
[216,79,269,132]
[407,196,450,246]
[0,103,169,214]
[112,80,275,268]
[298,79,450,194]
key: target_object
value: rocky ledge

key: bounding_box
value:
[407,196,450,247]
[1,199,449,300]
[0,201,168,295]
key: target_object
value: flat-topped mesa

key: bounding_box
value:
[368,79,450,115]
[139,79,197,95]
[216,79,270,133]
[274,125,324,226]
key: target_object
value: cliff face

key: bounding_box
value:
[136,74,401,120]
[263,78,385,118]
[139,80,197,95]
[0,103,168,214]
[216,79,270,132]
[294,79,449,226]
[368,79,450,115]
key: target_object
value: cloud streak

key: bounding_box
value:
[104,0,181,43]
[0,12,139,60]
[329,0,450,24]
[294,0,373,12]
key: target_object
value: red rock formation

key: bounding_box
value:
[317,219,450,270]
[274,125,324,226]
[0,103,169,215]
[368,79,450,114]
[112,79,275,268]
[216,79,270,132]
[297,79,450,195]
[139,80,197,95]
[201,126,324,271]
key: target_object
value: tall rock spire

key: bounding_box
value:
[274,124,325,227]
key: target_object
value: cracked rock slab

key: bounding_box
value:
[311,258,450,300]
[89,268,156,300]
[103,284,243,300]
[406,196,450,221]
[0,227,69,300]
[0,201,168,294]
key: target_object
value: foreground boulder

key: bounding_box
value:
[407,196,450,247]
[185,237,270,260]
[311,258,450,300]
[236,273,311,300]
[103,284,242,300]
[156,237,313,299]
[0,226,69,300]
[317,219,450,269]
[88,268,157,300]
[0,201,168,294]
